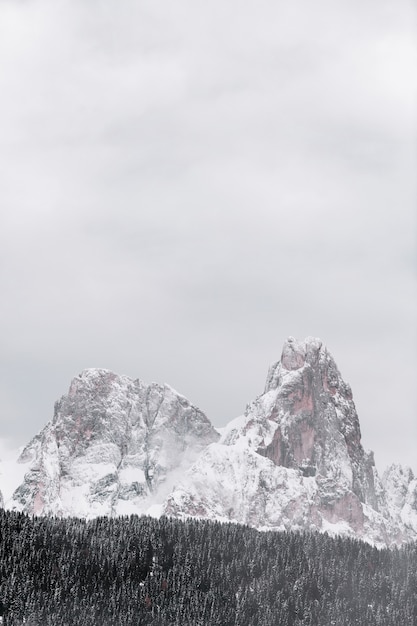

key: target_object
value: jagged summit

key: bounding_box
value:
[77,367,115,376]
[279,336,324,372]
[12,370,219,517]
[3,339,417,546]
[164,337,417,545]
[259,336,370,496]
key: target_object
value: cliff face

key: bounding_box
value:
[11,369,219,517]
[261,338,379,513]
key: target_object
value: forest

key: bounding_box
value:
[0,509,416,625]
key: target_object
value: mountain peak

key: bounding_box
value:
[12,372,219,517]
[280,336,324,371]
[4,340,417,546]
[75,368,124,382]
[166,338,417,544]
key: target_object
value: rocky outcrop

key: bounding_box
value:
[260,338,378,508]
[164,337,416,546]
[382,464,417,534]
[12,369,219,517]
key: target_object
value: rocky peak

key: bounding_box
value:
[258,338,373,505]
[165,338,414,544]
[280,336,310,371]
[265,337,351,394]
[13,370,219,517]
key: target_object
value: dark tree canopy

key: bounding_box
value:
[0,509,415,625]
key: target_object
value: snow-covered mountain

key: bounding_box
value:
[164,338,417,545]
[9,369,219,517]
[3,338,417,545]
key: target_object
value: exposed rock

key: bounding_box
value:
[12,369,219,517]
[259,337,378,510]
[382,464,417,534]
[5,339,417,546]
[163,337,416,546]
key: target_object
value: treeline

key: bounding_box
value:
[0,509,416,625]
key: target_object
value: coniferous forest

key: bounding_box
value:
[0,510,416,625]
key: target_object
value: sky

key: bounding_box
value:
[0,0,416,475]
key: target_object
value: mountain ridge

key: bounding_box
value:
[1,338,416,546]
[163,337,417,545]
[10,368,219,517]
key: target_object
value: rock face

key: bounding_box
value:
[164,337,417,546]
[12,369,219,517]
[382,464,417,535]
[7,339,417,546]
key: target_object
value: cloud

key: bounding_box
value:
[0,0,416,474]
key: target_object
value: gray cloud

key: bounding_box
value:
[0,0,416,474]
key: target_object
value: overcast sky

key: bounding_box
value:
[0,0,416,475]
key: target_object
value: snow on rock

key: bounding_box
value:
[165,441,319,531]
[382,464,417,535]
[10,369,219,517]
[162,337,417,546]
[402,479,417,533]
[5,339,417,547]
